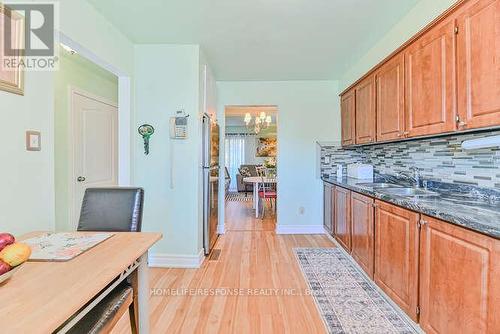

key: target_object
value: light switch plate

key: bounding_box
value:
[26,130,41,151]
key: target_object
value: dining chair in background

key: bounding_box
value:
[69,187,144,334]
[256,165,266,177]
[258,177,277,220]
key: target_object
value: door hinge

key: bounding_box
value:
[454,26,459,34]
[418,219,428,229]
[416,306,421,315]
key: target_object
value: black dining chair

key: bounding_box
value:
[69,187,144,334]
[77,187,144,232]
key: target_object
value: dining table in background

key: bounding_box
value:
[0,231,161,334]
[242,176,277,218]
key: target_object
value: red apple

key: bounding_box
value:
[0,233,15,252]
[0,259,10,276]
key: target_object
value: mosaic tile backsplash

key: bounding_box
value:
[320,130,500,189]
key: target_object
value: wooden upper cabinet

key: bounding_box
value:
[375,54,405,141]
[374,201,420,321]
[334,186,351,252]
[350,192,375,278]
[456,0,500,130]
[341,90,356,146]
[355,76,376,144]
[404,16,457,138]
[419,215,500,333]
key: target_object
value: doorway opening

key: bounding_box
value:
[223,105,278,230]
[54,42,120,231]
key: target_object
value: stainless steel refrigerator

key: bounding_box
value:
[202,114,220,255]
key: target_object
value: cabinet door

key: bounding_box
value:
[374,201,420,321]
[456,0,500,130]
[323,184,334,235]
[351,192,374,278]
[341,90,356,146]
[404,17,456,138]
[355,76,376,144]
[376,54,405,141]
[420,215,500,333]
[334,187,351,252]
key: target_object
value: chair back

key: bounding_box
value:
[256,166,266,177]
[258,177,276,197]
[77,188,144,232]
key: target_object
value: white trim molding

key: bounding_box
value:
[148,249,205,268]
[217,224,225,234]
[275,224,326,234]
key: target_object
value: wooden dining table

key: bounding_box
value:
[243,176,277,218]
[0,231,161,333]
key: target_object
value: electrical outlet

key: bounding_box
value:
[299,206,305,215]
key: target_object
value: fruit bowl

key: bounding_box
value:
[0,264,22,285]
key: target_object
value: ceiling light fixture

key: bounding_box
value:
[244,111,272,134]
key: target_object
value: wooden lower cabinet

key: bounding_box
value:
[329,189,500,331]
[323,183,334,235]
[374,201,420,321]
[419,215,500,333]
[334,186,351,252]
[350,192,375,278]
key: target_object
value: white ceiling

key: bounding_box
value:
[87,0,419,81]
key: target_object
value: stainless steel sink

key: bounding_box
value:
[356,182,403,188]
[381,187,436,197]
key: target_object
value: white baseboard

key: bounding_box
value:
[148,249,205,268]
[217,224,225,234]
[275,224,326,234]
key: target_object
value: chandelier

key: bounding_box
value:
[244,111,272,134]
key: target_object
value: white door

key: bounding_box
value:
[71,90,118,226]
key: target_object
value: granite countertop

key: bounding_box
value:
[322,174,500,239]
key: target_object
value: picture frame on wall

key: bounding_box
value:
[0,4,25,95]
[256,137,277,157]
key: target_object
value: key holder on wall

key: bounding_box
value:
[138,124,155,155]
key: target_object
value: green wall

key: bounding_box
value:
[134,44,204,259]
[217,81,340,231]
[54,47,118,231]
[340,0,459,91]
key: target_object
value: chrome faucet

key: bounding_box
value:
[410,167,421,188]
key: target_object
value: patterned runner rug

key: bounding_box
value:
[294,248,417,334]
[225,192,252,202]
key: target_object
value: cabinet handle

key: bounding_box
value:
[456,115,467,129]
[418,219,428,229]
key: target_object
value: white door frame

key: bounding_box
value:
[59,32,132,186]
[58,32,132,229]
[68,87,119,227]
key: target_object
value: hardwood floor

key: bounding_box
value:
[113,200,333,333]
